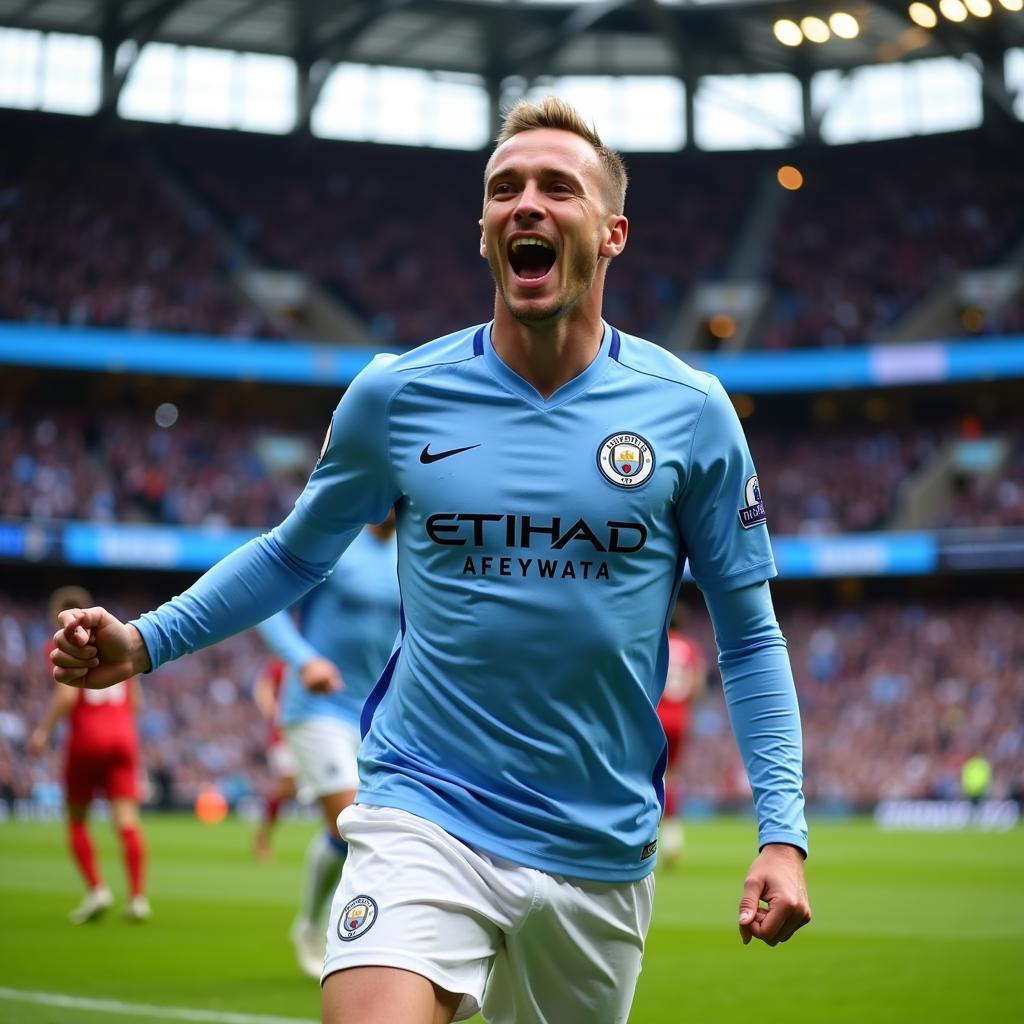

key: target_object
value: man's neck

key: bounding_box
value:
[490,302,606,400]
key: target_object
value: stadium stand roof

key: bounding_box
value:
[3,0,1021,133]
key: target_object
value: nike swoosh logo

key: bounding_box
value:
[420,443,481,464]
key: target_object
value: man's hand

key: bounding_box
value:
[299,656,343,694]
[51,607,151,689]
[738,843,811,947]
[27,728,48,757]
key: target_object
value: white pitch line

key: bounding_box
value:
[0,987,317,1024]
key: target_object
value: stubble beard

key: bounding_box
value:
[488,235,602,327]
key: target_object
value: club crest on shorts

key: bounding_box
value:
[337,895,378,941]
[737,475,767,529]
[597,433,655,488]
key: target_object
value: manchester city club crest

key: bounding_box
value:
[337,895,378,941]
[597,432,655,489]
[737,474,767,529]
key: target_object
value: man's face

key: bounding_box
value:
[480,128,625,326]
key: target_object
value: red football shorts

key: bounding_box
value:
[65,744,140,804]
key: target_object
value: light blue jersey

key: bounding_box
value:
[257,527,400,729]
[134,321,807,881]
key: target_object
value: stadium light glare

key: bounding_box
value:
[709,314,737,340]
[154,402,179,428]
[938,0,968,20]
[777,164,805,190]
[998,0,1022,9]
[961,307,985,333]
[829,12,861,38]
[963,0,992,13]
[731,393,755,419]
[801,16,832,42]
[908,1,939,25]
[773,19,804,45]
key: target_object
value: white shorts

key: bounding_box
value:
[324,804,655,1024]
[283,718,360,799]
[267,739,298,780]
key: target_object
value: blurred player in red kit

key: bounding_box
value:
[251,656,298,861]
[28,586,150,923]
[657,626,707,865]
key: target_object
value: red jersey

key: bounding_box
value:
[658,633,707,756]
[46,642,141,804]
[46,644,138,755]
[661,634,705,704]
[68,681,138,754]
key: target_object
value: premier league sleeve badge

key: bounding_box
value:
[737,475,767,529]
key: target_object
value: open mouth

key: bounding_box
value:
[508,237,556,282]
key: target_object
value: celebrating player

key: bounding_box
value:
[29,586,149,924]
[51,97,809,1023]
[251,656,298,862]
[257,513,399,976]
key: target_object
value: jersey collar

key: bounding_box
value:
[479,320,618,410]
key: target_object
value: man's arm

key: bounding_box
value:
[52,528,342,687]
[52,354,402,689]
[252,664,280,720]
[258,609,342,694]
[703,579,811,946]
[27,683,79,755]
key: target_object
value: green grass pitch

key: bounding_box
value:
[1,815,1020,1023]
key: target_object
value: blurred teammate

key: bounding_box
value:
[29,586,149,923]
[51,97,809,1023]
[251,656,297,862]
[257,513,399,976]
[657,628,708,865]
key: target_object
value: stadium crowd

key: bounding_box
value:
[760,132,1024,349]
[0,593,270,814]
[678,597,1024,809]
[0,113,274,338]
[159,130,757,346]
[3,591,1020,815]
[5,402,1021,534]
[748,427,941,535]
[1,406,315,528]
[940,428,1024,529]
[5,111,1018,350]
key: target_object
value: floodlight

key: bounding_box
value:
[908,1,939,24]
[829,12,861,37]
[801,16,831,42]
[773,19,804,46]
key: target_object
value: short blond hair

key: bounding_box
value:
[489,96,628,214]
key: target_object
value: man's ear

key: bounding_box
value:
[479,218,487,259]
[600,214,628,259]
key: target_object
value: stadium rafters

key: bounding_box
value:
[1,0,1021,137]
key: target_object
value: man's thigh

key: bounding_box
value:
[482,872,656,1024]
[324,805,517,1022]
[323,965,462,1024]
[104,746,140,802]
[65,749,103,805]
